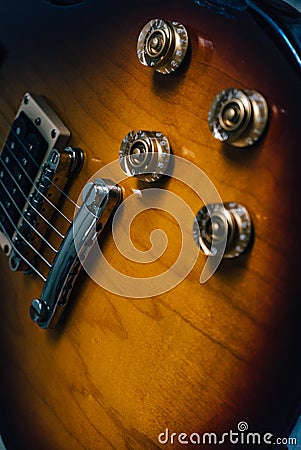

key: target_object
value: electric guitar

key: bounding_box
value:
[0,0,301,448]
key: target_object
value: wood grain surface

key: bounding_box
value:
[0,1,301,448]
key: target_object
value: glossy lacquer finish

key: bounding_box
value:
[0,1,300,449]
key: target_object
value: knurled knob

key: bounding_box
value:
[193,202,253,258]
[208,88,269,147]
[119,130,171,182]
[137,19,189,74]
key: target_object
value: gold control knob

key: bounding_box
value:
[137,19,189,74]
[119,130,171,182]
[193,202,253,259]
[208,88,269,147]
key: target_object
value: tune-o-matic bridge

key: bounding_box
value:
[0,93,122,328]
[30,179,122,328]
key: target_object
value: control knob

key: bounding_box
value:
[194,202,253,259]
[208,88,268,147]
[137,19,189,74]
[119,130,171,182]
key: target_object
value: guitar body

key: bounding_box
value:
[0,1,301,448]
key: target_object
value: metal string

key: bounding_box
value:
[9,123,81,210]
[0,150,65,239]
[0,175,59,254]
[1,137,72,225]
[0,196,52,271]
[0,217,46,281]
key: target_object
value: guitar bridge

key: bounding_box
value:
[30,179,122,329]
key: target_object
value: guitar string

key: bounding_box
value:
[0,173,59,254]
[4,134,72,224]
[10,124,81,210]
[0,210,46,281]
[0,195,52,269]
[0,111,81,210]
[0,136,72,225]
[0,149,66,239]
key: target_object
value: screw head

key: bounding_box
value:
[30,299,49,323]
